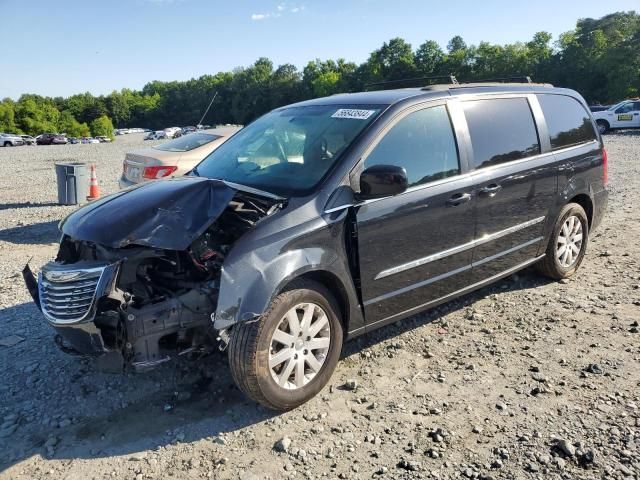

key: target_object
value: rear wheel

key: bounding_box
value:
[596,120,610,134]
[536,203,589,279]
[228,280,343,411]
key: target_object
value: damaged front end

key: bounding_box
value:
[23,177,280,372]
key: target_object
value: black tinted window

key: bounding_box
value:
[364,105,459,187]
[462,98,540,169]
[537,94,597,149]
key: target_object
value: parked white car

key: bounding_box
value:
[0,132,25,147]
[164,127,182,139]
[20,135,36,145]
[592,99,640,133]
[144,130,167,140]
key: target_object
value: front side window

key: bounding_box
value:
[462,98,540,169]
[154,133,222,152]
[537,94,597,150]
[615,102,635,114]
[363,105,460,187]
[195,105,383,196]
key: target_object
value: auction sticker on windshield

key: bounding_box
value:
[331,109,376,120]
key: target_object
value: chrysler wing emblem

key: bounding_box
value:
[43,270,93,283]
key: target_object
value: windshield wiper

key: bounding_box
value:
[190,165,200,177]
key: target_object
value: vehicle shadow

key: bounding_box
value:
[0,202,61,212]
[0,302,276,472]
[609,129,640,137]
[0,267,551,472]
[0,221,60,244]
[342,266,552,356]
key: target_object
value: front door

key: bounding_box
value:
[355,103,476,327]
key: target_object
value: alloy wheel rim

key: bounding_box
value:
[269,303,331,390]
[556,215,583,268]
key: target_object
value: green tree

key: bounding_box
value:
[414,40,445,76]
[15,96,60,135]
[90,115,114,139]
[0,99,18,133]
[363,37,416,84]
[303,59,357,97]
[3,11,640,129]
[58,111,90,137]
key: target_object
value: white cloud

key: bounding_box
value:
[250,3,304,20]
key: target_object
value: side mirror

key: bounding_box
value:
[358,164,408,200]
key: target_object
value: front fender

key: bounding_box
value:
[212,214,363,333]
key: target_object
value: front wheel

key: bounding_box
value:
[536,203,589,280]
[228,280,343,411]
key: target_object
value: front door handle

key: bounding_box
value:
[446,192,472,206]
[479,183,502,197]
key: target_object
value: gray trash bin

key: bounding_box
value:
[55,162,89,205]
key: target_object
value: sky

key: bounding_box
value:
[1,0,637,99]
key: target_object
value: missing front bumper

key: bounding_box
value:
[23,260,216,372]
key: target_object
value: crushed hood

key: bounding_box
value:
[60,177,236,250]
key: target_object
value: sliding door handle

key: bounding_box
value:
[446,192,472,206]
[479,184,502,197]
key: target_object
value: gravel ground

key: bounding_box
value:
[0,132,638,480]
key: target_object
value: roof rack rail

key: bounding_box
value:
[463,76,533,84]
[365,75,458,90]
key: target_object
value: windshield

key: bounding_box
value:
[194,105,383,196]
[154,132,221,152]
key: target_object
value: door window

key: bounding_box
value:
[462,98,540,169]
[537,94,597,150]
[615,102,635,114]
[363,105,460,187]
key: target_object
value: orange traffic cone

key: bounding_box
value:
[87,164,100,201]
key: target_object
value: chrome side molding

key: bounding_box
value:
[375,216,545,280]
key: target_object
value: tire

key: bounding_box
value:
[596,120,610,134]
[536,203,589,280]
[3,142,10,147]
[228,280,344,411]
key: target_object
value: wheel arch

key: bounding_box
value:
[568,193,593,229]
[278,270,352,334]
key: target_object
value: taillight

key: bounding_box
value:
[143,166,178,179]
[602,147,608,186]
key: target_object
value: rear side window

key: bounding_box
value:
[462,98,540,169]
[364,105,459,187]
[537,94,596,150]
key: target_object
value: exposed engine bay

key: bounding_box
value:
[23,179,281,372]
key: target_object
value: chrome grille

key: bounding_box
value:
[39,265,107,324]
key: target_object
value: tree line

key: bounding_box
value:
[0,11,638,137]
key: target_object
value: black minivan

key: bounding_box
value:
[24,81,608,410]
